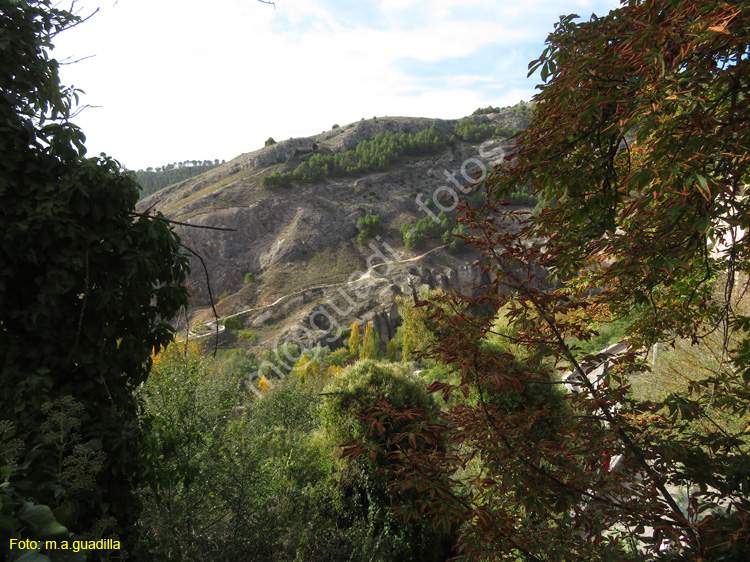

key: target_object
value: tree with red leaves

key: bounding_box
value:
[346,1,750,560]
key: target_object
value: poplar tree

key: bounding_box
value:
[348,321,360,361]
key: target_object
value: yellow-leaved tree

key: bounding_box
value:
[348,321,360,360]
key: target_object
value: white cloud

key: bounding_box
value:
[53,0,620,169]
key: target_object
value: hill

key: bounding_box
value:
[137,108,532,351]
[134,159,226,199]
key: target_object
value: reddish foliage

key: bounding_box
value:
[349,1,750,560]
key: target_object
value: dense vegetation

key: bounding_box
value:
[135,159,225,199]
[356,213,381,244]
[261,126,451,187]
[400,210,468,251]
[472,100,535,118]
[135,333,454,561]
[349,1,750,560]
[6,0,749,561]
[1,2,190,558]
[451,118,517,143]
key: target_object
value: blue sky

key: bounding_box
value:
[54,0,621,170]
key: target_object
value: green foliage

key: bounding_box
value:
[451,118,518,143]
[261,342,301,379]
[441,222,468,253]
[471,105,501,115]
[292,351,326,384]
[356,213,380,243]
[138,343,254,560]
[401,211,461,250]
[261,126,448,185]
[244,272,256,283]
[1,399,107,561]
[400,223,425,249]
[320,361,453,561]
[505,189,537,206]
[140,345,453,561]
[222,315,243,331]
[386,338,397,362]
[237,331,258,343]
[572,314,632,358]
[135,159,224,199]
[0,1,190,551]
[265,137,277,146]
[215,348,259,379]
[359,322,381,360]
[260,170,293,187]
[326,347,352,368]
[365,2,750,559]
[395,289,469,364]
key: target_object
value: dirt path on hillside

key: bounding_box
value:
[189,244,448,337]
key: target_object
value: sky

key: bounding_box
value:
[53,0,621,171]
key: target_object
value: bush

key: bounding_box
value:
[326,348,351,368]
[261,127,448,185]
[472,105,501,115]
[260,170,293,187]
[356,213,380,243]
[401,213,451,249]
[238,331,257,343]
[442,222,469,253]
[319,360,454,561]
[138,343,253,560]
[265,137,276,146]
[244,272,256,284]
[400,223,426,249]
[222,316,243,330]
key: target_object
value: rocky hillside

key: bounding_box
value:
[138,110,530,351]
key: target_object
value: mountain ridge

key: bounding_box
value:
[137,109,531,351]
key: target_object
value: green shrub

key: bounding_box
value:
[244,272,256,283]
[215,348,259,379]
[321,360,438,442]
[139,343,253,560]
[261,127,448,185]
[495,126,518,138]
[401,213,449,249]
[265,137,276,146]
[319,360,454,561]
[355,213,380,243]
[222,315,243,331]
[326,347,351,368]
[506,190,538,206]
[238,331,257,342]
[442,222,469,253]
[472,105,501,115]
[400,223,425,249]
[260,170,293,187]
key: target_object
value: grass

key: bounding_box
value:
[162,168,259,216]
[258,242,366,303]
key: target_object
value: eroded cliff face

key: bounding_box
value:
[137,112,529,348]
